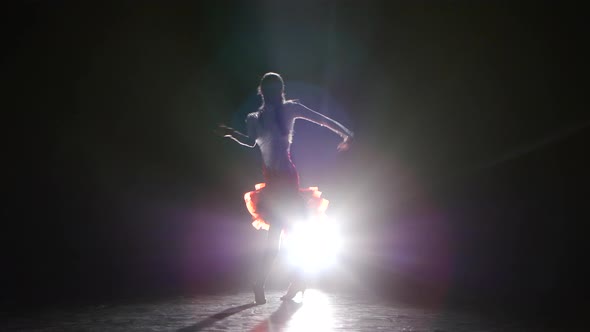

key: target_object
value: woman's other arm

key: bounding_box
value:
[217,113,258,148]
[291,102,353,151]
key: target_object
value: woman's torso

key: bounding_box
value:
[253,103,297,174]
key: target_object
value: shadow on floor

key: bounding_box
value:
[177,302,257,332]
[250,300,303,332]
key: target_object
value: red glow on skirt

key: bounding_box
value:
[244,182,330,230]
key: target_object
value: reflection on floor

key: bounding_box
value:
[251,289,331,331]
[0,289,529,332]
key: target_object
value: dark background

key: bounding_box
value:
[2,0,588,322]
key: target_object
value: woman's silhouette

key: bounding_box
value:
[218,72,353,304]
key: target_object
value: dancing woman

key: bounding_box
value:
[218,72,353,304]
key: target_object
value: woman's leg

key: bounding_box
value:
[281,199,308,300]
[253,223,282,304]
[257,223,282,286]
[281,260,306,301]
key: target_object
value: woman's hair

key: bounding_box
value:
[258,72,289,135]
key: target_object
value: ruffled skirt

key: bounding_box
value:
[244,182,329,230]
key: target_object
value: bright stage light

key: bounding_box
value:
[283,218,342,274]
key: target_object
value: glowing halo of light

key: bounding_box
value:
[283,217,342,275]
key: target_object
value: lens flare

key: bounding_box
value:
[284,218,342,274]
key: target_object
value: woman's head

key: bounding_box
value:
[258,72,285,107]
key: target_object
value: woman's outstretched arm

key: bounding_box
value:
[291,102,354,151]
[217,113,258,148]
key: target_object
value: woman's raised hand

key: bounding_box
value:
[215,124,235,138]
[337,135,353,152]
